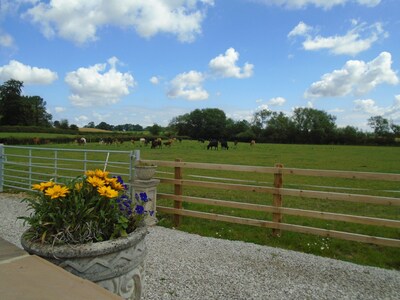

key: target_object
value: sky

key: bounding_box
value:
[0,0,399,130]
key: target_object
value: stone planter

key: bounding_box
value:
[21,226,148,300]
[134,165,157,180]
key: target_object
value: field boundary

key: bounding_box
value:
[141,159,400,248]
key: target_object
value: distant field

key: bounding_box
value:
[3,139,400,269]
[0,132,77,138]
[78,128,111,133]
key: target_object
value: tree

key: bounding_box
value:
[21,96,52,127]
[148,123,162,135]
[96,122,114,131]
[0,79,24,125]
[169,108,227,139]
[84,121,96,128]
[368,116,390,136]
[292,108,337,144]
[265,112,295,143]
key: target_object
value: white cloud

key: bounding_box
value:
[150,76,160,85]
[252,0,380,10]
[24,0,214,44]
[354,96,400,121]
[268,97,286,106]
[65,57,136,107]
[305,52,399,99]
[74,115,89,124]
[302,22,387,56]
[257,104,269,110]
[288,22,312,38]
[0,60,57,84]
[209,48,254,79]
[0,30,14,47]
[55,106,66,113]
[167,70,208,101]
[255,98,263,103]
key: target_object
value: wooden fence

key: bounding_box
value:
[141,159,400,248]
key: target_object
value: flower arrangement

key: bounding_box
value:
[20,169,152,245]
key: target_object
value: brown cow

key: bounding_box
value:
[250,140,256,146]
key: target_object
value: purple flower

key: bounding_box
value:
[135,205,145,215]
[139,192,149,202]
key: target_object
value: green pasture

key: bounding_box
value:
[3,139,400,269]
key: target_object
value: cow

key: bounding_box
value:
[207,139,218,150]
[234,140,239,148]
[250,140,256,146]
[163,139,173,147]
[151,139,162,149]
[77,137,86,145]
[220,140,229,150]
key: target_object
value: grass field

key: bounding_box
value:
[3,139,400,269]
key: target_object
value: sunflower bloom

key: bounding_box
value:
[97,186,118,198]
[32,181,54,192]
[106,177,124,191]
[95,169,109,179]
[45,185,69,199]
[87,176,105,188]
[85,170,96,177]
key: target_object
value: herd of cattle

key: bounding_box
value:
[76,137,256,149]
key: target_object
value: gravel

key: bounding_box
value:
[1,192,399,300]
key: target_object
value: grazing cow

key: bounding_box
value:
[250,140,256,146]
[77,137,86,145]
[163,139,173,147]
[151,139,162,149]
[207,139,218,150]
[234,140,238,148]
[178,137,182,143]
[220,140,229,150]
[139,138,146,147]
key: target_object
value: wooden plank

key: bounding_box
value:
[158,193,400,228]
[174,159,183,227]
[159,178,400,206]
[141,159,400,181]
[157,206,400,247]
[279,188,400,206]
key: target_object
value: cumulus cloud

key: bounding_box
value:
[0,60,57,84]
[150,76,160,85]
[305,52,399,99]
[289,21,387,56]
[252,0,380,10]
[268,97,286,106]
[23,0,214,44]
[167,70,208,101]
[354,95,400,117]
[65,57,136,107]
[209,48,254,79]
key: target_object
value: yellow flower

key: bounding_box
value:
[87,176,105,188]
[97,186,118,198]
[95,169,109,179]
[85,170,96,177]
[105,177,124,191]
[32,181,54,192]
[45,185,69,199]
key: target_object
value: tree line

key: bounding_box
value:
[1,79,398,145]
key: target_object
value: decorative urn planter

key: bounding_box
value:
[21,226,148,300]
[134,165,157,180]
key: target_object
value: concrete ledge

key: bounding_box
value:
[0,237,121,299]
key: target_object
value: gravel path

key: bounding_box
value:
[1,192,399,300]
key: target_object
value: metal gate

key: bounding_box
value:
[0,145,138,196]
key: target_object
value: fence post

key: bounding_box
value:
[174,158,183,227]
[0,144,3,192]
[272,163,283,237]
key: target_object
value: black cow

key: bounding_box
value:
[220,140,229,150]
[207,139,218,150]
[151,139,162,149]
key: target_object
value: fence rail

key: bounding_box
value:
[142,159,400,248]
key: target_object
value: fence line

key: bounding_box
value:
[142,159,400,248]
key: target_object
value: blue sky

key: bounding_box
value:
[0,0,399,130]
